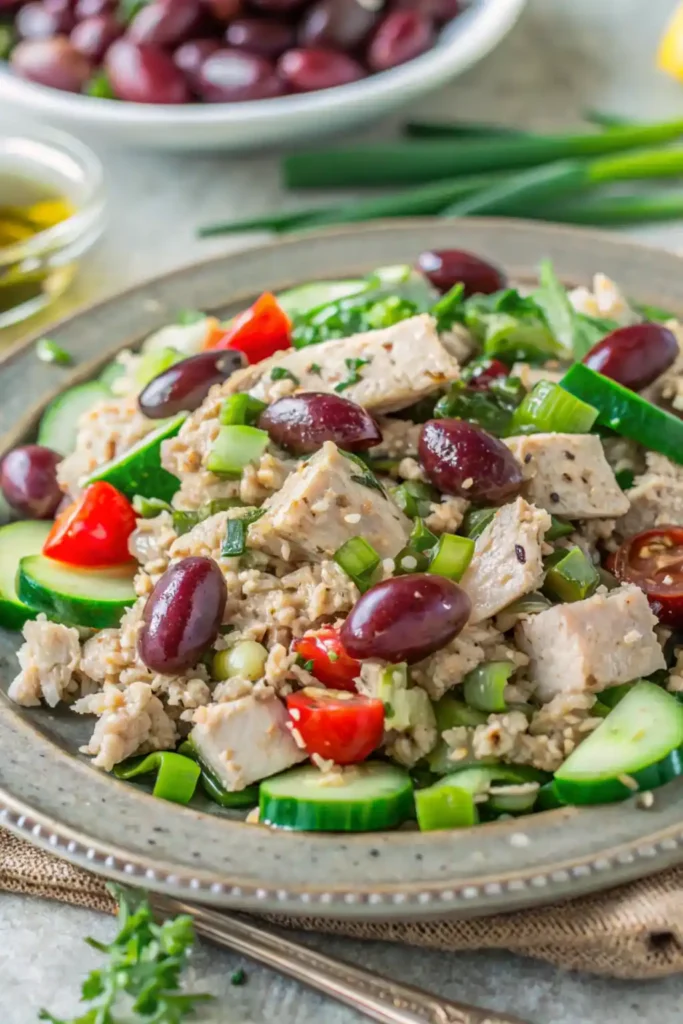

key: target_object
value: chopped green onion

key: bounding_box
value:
[510,380,598,434]
[460,507,496,540]
[271,367,299,383]
[462,662,514,714]
[408,517,438,553]
[85,70,114,98]
[172,498,244,537]
[36,337,72,365]
[404,120,530,139]
[582,109,641,129]
[172,510,200,536]
[537,192,683,228]
[334,356,370,394]
[428,533,474,582]
[536,780,565,810]
[434,381,514,436]
[206,424,269,476]
[113,751,200,805]
[132,495,173,518]
[212,640,268,681]
[546,515,574,541]
[179,740,259,808]
[616,469,635,491]
[487,782,540,816]
[334,536,381,592]
[390,480,438,518]
[599,682,634,709]
[198,209,324,237]
[221,508,266,557]
[414,777,479,830]
[343,451,385,495]
[220,393,268,426]
[543,545,600,603]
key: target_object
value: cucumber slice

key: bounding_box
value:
[38,381,110,456]
[415,764,544,830]
[81,413,185,502]
[0,521,52,630]
[18,554,136,629]
[277,279,368,317]
[554,681,683,805]
[259,761,414,831]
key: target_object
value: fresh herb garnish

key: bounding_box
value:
[383,702,395,718]
[434,378,524,436]
[133,495,173,518]
[36,338,72,366]
[220,394,268,426]
[296,655,314,671]
[176,308,206,326]
[85,70,115,99]
[343,451,385,495]
[231,968,247,987]
[39,885,211,1024]
[534,259,618,359]
[270,367,299,383]
[222,508,266,557]
[334,357,370,394]
[432,282,465,332]
[308,363,322,375]
[173,498,245,537]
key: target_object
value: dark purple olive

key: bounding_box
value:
[582,322,679,392]
[11,36,92,91]
[74,0,114,19]
[197,48,284,101]
[249,0,308,14]
[138,349,246,419]
[277,47,366,91]
[416,249,507,296]
[341,573,470,664]
[16,1,74,39]
[139,556,227,673]
[0,445,62,519]
[128,0,201,47]
[203,0,241,21]
[366,9,434,71]
[298,0,378,50]
[419,419,523,502]
[173,36,220,81]
[394,0,460,25]
[225,17,295,59]
[259,392,382,454]
[71,13,122,60]
[105,39,191,102]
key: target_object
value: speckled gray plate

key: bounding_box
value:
[2,218,683,920]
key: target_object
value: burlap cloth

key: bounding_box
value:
[3,828,683,979]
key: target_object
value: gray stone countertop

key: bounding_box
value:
[4,0,683,1020]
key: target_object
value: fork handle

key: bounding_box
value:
[150,894,531,1024]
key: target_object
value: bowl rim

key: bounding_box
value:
[0,0,527,127]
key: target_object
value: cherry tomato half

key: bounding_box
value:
[286,688,385,764]
[43,481,137,567]
[207,292,291,364]
[613,525,683,627]
[462,357,508,392]
[291,626,361,690]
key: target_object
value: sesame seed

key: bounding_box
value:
[382,558,396,573]
[509,832,530,848]
[637,791,655,809]
[400,555,418,571]
[462,477,474,490]
[289,707,301,721]
[344,513,361,524]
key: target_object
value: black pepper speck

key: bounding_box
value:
[515,544,526,564]
[549,491,560,503]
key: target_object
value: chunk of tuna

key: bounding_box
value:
[505,433,629,520]
[191,695,306,791]
[460,497,550,624]
[250,441,410,562]
[516,584,665,701]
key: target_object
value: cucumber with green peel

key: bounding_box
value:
[259,761,414,831]
[38,381,111,456]
[178,738,259,808]
[554,682,683,805]
[18,555,136,629]
[426,696,488,775]
[277,279,369,316]
[81,413,185,501]
[415,764,546,830]
[206,424,269,477]
[0,521,52,630]
[463,662,514,714]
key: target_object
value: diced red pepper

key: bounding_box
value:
[43,481,137,567]
[292,626,361,691]
[206,292,291,364]
[286,688,385,764]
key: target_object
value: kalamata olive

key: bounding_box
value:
[139,557,227,673]
[298,0,378,50]
[173,36,219,81]
[203,0,240,21]
[259,392,382,454]
[11,36,92,91]
[419,419,523,502]
[416,249,507,296]
[16,1,74,38]
[277,47,366,91]
[197,48,284,101]
[341,573,471,664]
[582,322,679,392]
[249,0,308,13]
[74,0,114,19]
[225,17,295,58]
[138,349,246,419]
[71,14,122,60]
[128,0,201,47]
[613,527,683,627]
[0,445,62,519]
[105,39,191,102]
[394,0,460,25]
[366,10,434,72]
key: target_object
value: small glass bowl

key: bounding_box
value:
[0,125,106,329]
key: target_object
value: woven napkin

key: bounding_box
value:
[3,828,683,979]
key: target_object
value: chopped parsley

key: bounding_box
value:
[334,357,370,394]
[36,338,72,366]
[296,655,315,672]
[132,495,173,518]
[231,968,247,986]
[383,702,395,718]
[270,367,299,383]
[343,451,386,496]
[308,363,322,376]
[222,508,266,557]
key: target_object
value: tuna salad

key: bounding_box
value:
[2,250,683,833]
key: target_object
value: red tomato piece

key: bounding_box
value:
[464,358,508,392]
[43,481,137,567]
[207,292,291,364]
[613,525,683,627]
[292,626,361,691]
[286,688,385,765]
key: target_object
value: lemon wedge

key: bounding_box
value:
[658,2,683,81]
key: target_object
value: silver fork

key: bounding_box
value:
[150,893,532,1024]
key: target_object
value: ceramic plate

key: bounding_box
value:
[2,218,683,921]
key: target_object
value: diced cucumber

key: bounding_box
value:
[178,738,259,808]
[277,279,368,317]
[206,425,269,477]
[426,696,488,775]
[18,555,136,629]
[536,780,565,811]
[543,546,600,603]
[415,765,545,831]
[259,762,414,831]
[0,521,52,630]
[463,661,514,714]
[487,782,540,815]
[554,681,683,805]
[561,363,683,465]
[38,381,110,456]
[81,413,185,502]
[99,359,126,391]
